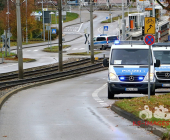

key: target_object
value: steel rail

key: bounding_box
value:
[0,62,106,90]
[0,58,93,81]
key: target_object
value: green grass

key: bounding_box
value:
[67,52,101,55]
[114,94,170,129]
[101,12,137,23]
[0,51,35,62]
[43,45,71,52]
[0,51,15,57]
[51,12,79,24]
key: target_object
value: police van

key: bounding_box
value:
[153,43,170,89]
[103,41,160,99]
[89,34,118,50]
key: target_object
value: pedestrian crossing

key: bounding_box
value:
[63,27,79,32]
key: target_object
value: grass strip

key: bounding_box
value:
[114,94,170,129]
[43,45,71,52]
[0,51,35,62]
[51,12,79,24]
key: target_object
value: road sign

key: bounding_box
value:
[104,26,108,31]
[168,35,170,41]
[144,17,155,34]
[39,11,41,14]
[52,29,56,34]
[144,34,155,45]
[106,17,108,20]
[46,26,51,30]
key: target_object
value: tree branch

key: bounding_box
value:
[156,0,170,11]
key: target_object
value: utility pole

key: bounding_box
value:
[122,0,125,40]
[16,0,23,79]
[7,0,10,55]
[5,30,7,57]
[26,0,28,43]
[58,0,63,71]
[80,0,81,23]
[42,0,45,41]
[90,0,94,64]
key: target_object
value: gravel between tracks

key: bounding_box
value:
[0,57,105,98]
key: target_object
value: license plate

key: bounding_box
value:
[125,88,138,91]
[162,84,170,87]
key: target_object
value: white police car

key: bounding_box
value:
[103,40,160,99]
[89,34,118,50]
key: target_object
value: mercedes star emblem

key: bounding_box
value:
[129,76,134,81]
[165,73,170,78]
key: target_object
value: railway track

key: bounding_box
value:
[0,58,94,81]
[0,58,107,90]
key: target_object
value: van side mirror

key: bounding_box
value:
[103,58,109,67]
[154,59,160,67]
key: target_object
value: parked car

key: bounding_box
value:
[89,34,118,50]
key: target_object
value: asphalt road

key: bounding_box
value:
[0,70,160,140]
[0,9,123,73]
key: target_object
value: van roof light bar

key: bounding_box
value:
[114,41,145,45]
[152,43,170,47]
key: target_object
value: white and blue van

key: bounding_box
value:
[103,41,160,99]
[153,43,170,88]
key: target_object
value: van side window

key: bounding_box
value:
[108,36,118,41]
[97,37,106,41]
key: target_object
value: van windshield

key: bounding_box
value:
[153,51,170,64]
[110,49,152,65]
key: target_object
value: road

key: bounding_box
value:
[0,9,123,73]
[0,70,160,140]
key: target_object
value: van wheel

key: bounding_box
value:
[102,45,106,50]
[108,87,114,99]
[151,90,155,95]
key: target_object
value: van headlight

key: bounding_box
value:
[109,73,119,81]
[144,73,154,81]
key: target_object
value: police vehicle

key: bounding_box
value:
[103,41,160,99]
[153,43,170,89]
[89,34,118,50]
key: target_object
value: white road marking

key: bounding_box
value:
[77,23,83,32]
[72,48,78,50]
[79,48,85,50]
[65,48,70,50]
[97,26,103,34]
[100,103,109,106]
[34,50,38,51]
[92,83,108,106]
[97,100,104,103]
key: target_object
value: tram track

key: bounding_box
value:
[0,58,107,90]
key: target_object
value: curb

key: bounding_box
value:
[111,104,169,138]
[0,67,106,110]
[10,35,83,51]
